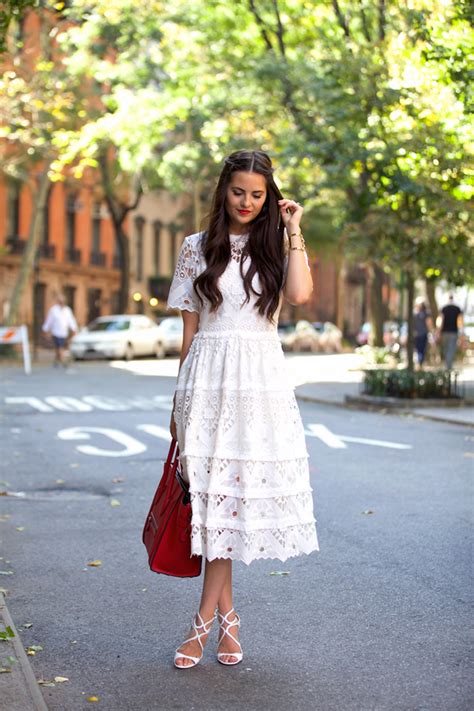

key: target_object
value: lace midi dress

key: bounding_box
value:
[167,231,319,564]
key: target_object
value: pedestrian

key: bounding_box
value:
[42,292,78,367]
[166,150,319,669]
[436,294,463,370]
[413,298,433,368]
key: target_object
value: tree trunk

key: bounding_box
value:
[336,252,346,333]
[6,167,50,327]
[193,177,203,233]
[425,278,438,321]
[115,222,130,313]
[406,271,415,371]
[369,262,385,346]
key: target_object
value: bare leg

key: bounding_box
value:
[217,564,242,664]
[175,558,230,668]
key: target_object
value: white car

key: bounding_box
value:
[154,317,183,358]
[70,314,163,361]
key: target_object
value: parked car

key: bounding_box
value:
[278,320,342,353]
[70,314,164,361]
[154,317,183,358]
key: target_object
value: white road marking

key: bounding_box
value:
[337,435,412,450]
[57,427,147,457]
[136,424,172,440]
[5,396,54,412]
[82,395,131,411]
[45,396,93,412]
[3,394,173,413]
[305,424,347,449]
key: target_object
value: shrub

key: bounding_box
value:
[362,369,459,399]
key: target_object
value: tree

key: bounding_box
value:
[0,7,87,326]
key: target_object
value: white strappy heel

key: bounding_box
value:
[174,611,215,669]
[217,608,243,666]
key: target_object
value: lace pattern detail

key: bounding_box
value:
[191,522,319,564]
[167,231,318,563]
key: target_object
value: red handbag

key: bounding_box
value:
[142,439,202,577]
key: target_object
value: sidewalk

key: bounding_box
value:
[295,366,474,428]
[0,593,48,711]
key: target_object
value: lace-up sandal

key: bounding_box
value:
[217,608,243,666]
[174,611,215,669]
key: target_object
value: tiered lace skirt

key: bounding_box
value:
[173,329,319,564]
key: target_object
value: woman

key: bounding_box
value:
[167,150,319,669]
[413,299,433,367]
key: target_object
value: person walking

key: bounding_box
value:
[42,292,78,367]
[437,294,463,370]
[166,150,319,669]
[413,299,433,368]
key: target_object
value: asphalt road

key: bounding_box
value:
[0,358,472,711]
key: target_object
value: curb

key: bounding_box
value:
[295,393,474,428]
[0,593,48,711]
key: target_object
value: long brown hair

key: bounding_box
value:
[193,150,285,322]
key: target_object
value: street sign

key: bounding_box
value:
[0,325,31,374]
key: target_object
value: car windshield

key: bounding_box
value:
[88,320,130,332]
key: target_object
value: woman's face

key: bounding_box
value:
[225,171,267,233]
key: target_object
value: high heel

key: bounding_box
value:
[174,611,215,669]
[217,608,243,666]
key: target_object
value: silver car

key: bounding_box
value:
[70,314,163,361]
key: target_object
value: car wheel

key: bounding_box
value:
[155,342,165,359]
[124,343,134,361]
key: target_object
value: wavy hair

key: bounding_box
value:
[193,150,285,322]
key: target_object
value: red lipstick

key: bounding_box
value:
[238,210,251,215]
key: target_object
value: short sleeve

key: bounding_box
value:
[166,235,202,313]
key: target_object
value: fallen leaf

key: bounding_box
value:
[0,626,15,641]
[269,571,290,576]
[55,479,65,484]
[0,588,8,595]
[142,587,147,592]
[87,696,99,702]
[362,509,375,515]
[0,515,11,521]
[54,676,69,683]
[38,679,56,687]
[26,645,43,653]
[0,571,14,576]
[15,527,25,532]
[0,668,12,673]
[22,623,33,629]
[87,560,102,567]
[0,492,7,497]
[111,477,125,483]
[110,499,121,507]
[26,650,35,656]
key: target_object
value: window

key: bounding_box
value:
[63,285,76,312]
[135,216,145,282]
[66,193,77,249]
[7,181,21,237]
[87,288,102,323]
[153,220,162,274]
[92,203,101,253]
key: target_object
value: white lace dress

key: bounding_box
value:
[166,231,319,564]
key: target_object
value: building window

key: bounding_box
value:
[63,285,76,313]
[153,220,162,274]
[7,181,21,237]
[92,202,101,253]
[135,216,145,282]
[66,193,77,250]
[87,288,102,323]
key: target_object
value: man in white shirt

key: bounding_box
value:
[42,293,78,367]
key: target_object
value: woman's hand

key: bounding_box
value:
[278,198,304,233]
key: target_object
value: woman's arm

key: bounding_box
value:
[278,198,313,305]
[170,310,200,438]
